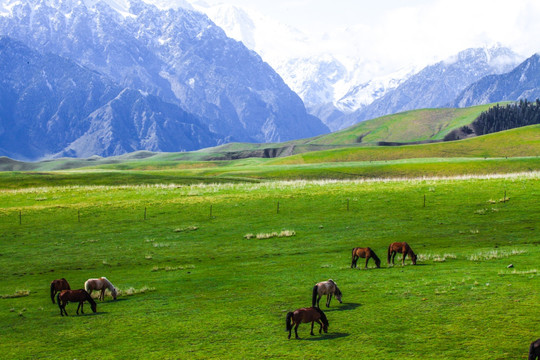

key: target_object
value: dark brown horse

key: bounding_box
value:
[530,338,540,360]
[286,307,329,339]
[351,247,381,268]
[57,289,97,316]
[50,278,71,304]
[388,242,417,265]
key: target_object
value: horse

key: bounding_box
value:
[530,338,540,360]
[84,277,118,301]
[285,307,329,339]
[57,289,97,316]
[312,279,342,308]
[387,242,417,266]
[50,278,71,304]
[351,247,381,269]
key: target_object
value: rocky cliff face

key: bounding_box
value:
[452,54,540,107]
[0,36,218,160]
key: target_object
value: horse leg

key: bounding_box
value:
[61,301,68,316]
[391,251,396,265]
[365,256,369,269]
[100,289,105,301]
[351,255,357,268]
[316,319,323,334]
[80,301,84,314]
[402,252,406,266]
[326,294,331,308]
[316,295,321,308]
[294,323,300,339]
[310,321,315,336]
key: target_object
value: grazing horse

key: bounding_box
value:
[84,277,118,301]
[286,307,329,339]
[312,279,342,308]
[388,242,417,266]
[351,247,381,269]
[50,278,71,304]
[57,289,97,316]
[530,338,540,360]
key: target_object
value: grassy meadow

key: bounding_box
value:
[0,173,539,359]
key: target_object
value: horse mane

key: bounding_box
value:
[84,290,97,306]
[314,307,329,326]
[334,285,342,296]
[369,248,381,263]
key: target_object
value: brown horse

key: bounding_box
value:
[312,279,342,308]
[57,289,97,316]
[530,338,540,360]
[50,278,71,304]
[351,247,381,268]
[286,307,329,339]
[388,242,417,266]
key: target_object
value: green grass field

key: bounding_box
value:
[1,173,539,359]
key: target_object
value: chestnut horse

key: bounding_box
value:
[530,338,540,360]
[286,307,329,339]
[50,278,71,304]
[84,277,118,301]
[312,279,342,308]
[57,289,97,316]
[388,242,417,266]
[351,247,381,269]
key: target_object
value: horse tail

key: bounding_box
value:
[286,312,293,331]
[312,285,318,307]
[530,340,538,360]
[56,292,61,311]
[370,248,381,267]
[387,244,392,264]
[50,282,56,304]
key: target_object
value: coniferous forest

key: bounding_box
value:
[444,99,540,140]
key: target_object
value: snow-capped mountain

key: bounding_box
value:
[339,46,523,128]
[452,53,540,107]
[187,2,415,130]
[0,36,219,160]
[0,0,328,160]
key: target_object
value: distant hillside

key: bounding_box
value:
[271,125,540,165]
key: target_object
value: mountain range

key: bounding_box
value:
[1,0,539,161]
[190,2,530,131]
[0,0,328,160]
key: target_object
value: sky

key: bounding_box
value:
[200,0,540,73]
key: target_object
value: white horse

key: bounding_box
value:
[312,279,342,308]
[84,277,118,301]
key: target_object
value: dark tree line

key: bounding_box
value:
[444,99,540,141]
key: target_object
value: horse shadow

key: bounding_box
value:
[302,332,350,341]
[325,302,361,312]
